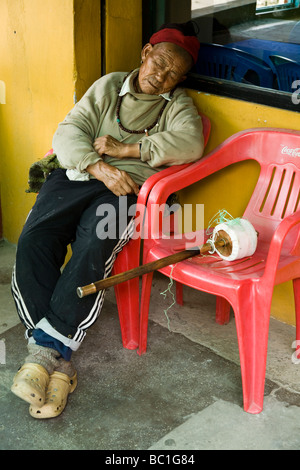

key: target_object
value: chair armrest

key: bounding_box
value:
[44,148,54,158]
[264,210,300,280]
[137,164,189,207]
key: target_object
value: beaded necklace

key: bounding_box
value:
[116,74,173,137]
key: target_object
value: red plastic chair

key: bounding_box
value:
[112,113,211,350]
[138,127,300,414]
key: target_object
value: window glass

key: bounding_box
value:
[191,0,300,95]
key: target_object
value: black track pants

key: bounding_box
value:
[12,169,137,352]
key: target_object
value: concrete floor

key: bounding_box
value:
[1,239,300,451]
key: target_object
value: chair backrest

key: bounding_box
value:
[269,55,300,92]
[196,43,274,88]
[237,129,300,243]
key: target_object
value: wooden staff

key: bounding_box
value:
[77,236,230,298]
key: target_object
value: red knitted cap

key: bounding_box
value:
[150,28,200,64]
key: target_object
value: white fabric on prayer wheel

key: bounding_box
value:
[212,219,257,261]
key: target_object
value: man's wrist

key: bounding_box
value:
[86,159,104,178]
[123,143,140,159]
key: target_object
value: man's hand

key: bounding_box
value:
[93,135,140,159]
[86,160,139,197]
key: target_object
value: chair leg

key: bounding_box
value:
[138,271,154,355]
[293,278,300,358]
[233,287,271,414]
[112,240,140,350]
[216,296,231,324]
[175,282,184,306]
[114,278,139,349]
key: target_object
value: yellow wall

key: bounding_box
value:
[0,0,76,243]
[0,0,142,244]
[184,90,300,326]
[105,0,142,74]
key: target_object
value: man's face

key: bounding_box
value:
[137,42,191,95]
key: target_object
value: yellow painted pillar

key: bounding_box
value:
[74,0,101,102]
[0,0,76,243]
[105,0,142,74]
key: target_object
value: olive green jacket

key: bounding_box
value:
[52,69,204,186]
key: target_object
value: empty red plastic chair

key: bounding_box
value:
[138,128,300,414]
[112,113,211,349]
